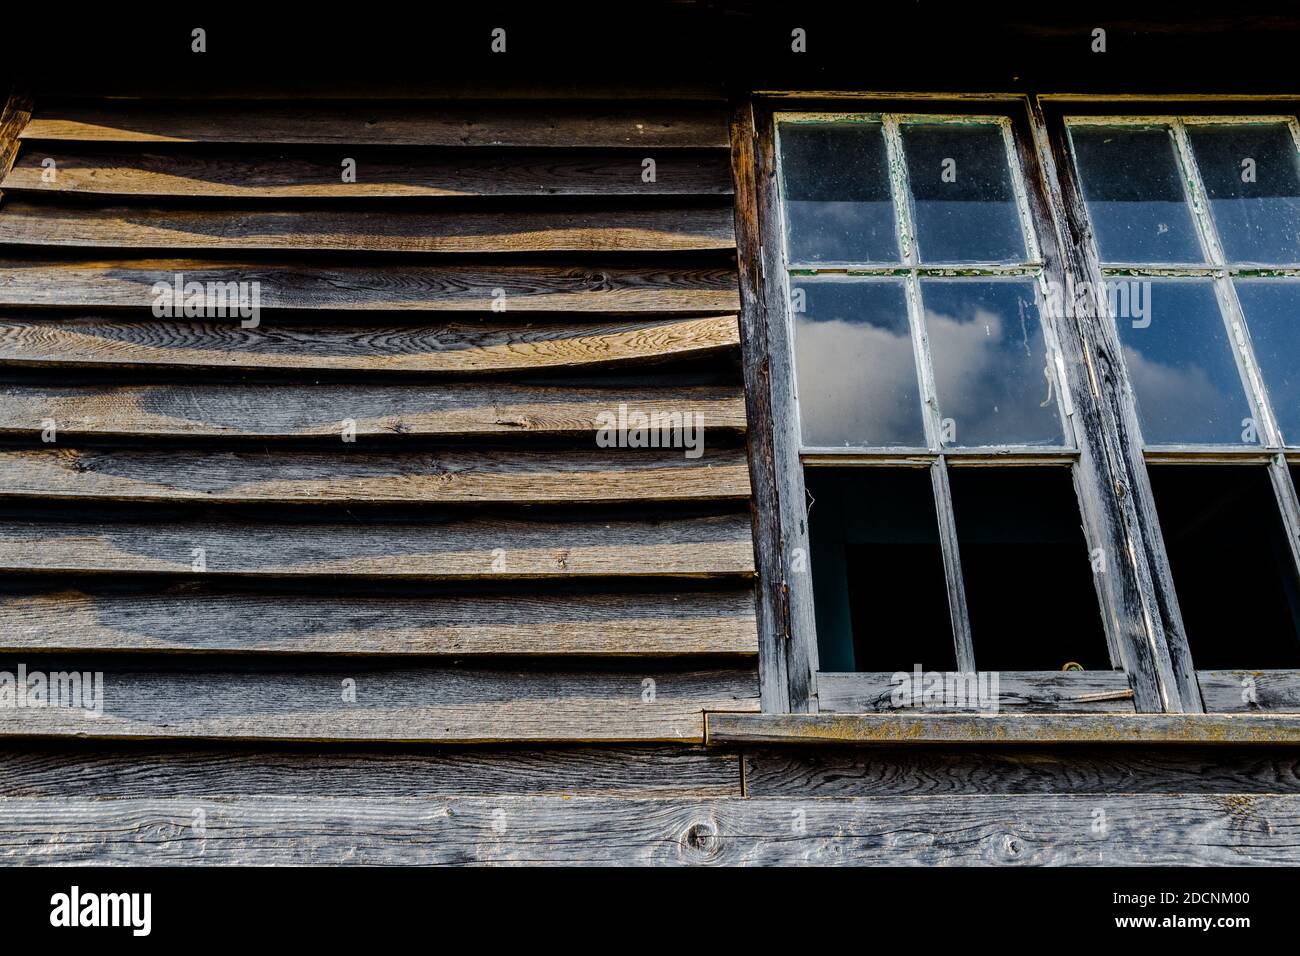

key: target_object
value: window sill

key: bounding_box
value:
[705,711,1300,746]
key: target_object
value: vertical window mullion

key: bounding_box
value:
[930,456,977,671]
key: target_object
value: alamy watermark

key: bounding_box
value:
[151,273,261,328]
[1043,276,1152,328]
[0,663,103,718]
[595,404,704,459]
[890,665,1001,712]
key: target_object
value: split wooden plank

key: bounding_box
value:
[817,671,1137,714]
[0,201,735,253]
[0,315,741,372]
[0,446,750,505]
[0,92,34,202]
[0,259,740,312]
[0,514,756,579]
[2,148,734,197]
[19,104,731,148]
[0,664,759,742]
[0,588,758,656]
[1198,670,1300,713]
[0,793,1296,865]
[0,382,746,438]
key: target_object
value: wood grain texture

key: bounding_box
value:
[1198,671,1300,713]
[0,744,744,798]
[817,671,1137,714]
[743,745,1300,796]
[0,664,759,742]
[0,588,758,656]
[0,201,735,253]
[0,315,741,372]
[2,148,734,198]
[0,514,756,579]
[0,259,741,313]
[0,92,34,202]
[708,712,1300,745]
[20,104,731,147]
[0,382,746,438]
[0,446,751,505]
[0,793,1296,864]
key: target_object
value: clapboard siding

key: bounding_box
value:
[0,315,741,372]
[0,382,746,438]
[2,148,734,198]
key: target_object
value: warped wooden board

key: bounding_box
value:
[0,259,741,312]
[1198,671,1300,713]
[0,446,750,505]
[0,745,744,798]
[0,588,758,656]
[817,671,1137,714]
[2,149,734,197]
[0,793,1296,865]
[0,664,759,742]
[0,314,740,372]
[0,514,755,579]
[0,201,735,253]
[19,105,730,147]
[0,382,746,438]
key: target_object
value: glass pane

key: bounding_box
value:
[791,279,925,447]
[1069,126,1204,264]
[1235,280,1300,446]
[921,279,1064,446]
[901,123,1026,264]
[948,467,1111,670]
[1187,124,1300,265]
[1149,465,1300,669]
[1116,280,1254,445]
[778,121,898,263]
[805,468,954,673]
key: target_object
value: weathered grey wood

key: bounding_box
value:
[0,514,756,579]
[817,671,1136,714]
[708,711,1300,745]
[0,315,741,373]
[20,104,731,148]
[0,665,759,742]
[930,459,975,671]
[742,745,1300,796]
[0,91,33,203]
[0,446,750,505]
[0,744,744,798]
[0,793,1296,865]
[0,201,735,253]
[0,382,746,439]
[0,588,757,656]
[0,259,740,313]
[1198,671,1300,713]
[2,148,733,198]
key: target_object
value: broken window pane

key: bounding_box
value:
[1116,280,1255,445]
[790,279,926,447]
[901,123,1026,264]
[805,468,955,673]
[921,279,1065,446]
[1235,280,1300,446]
[1070,126,1204,264]
[1187,124,1300,265]
[1148,465,1300,668]
[778,121,899,264]
[948,467,1112,671]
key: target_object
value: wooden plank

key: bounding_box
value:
[0,201,735,253]
[0,91,33,203]
[0,314,741,372]
[19,105,731,148]
[1198,671,1300,713]
[0,514,755,579]
[707,712,1300,745]
[0,588,758,656]
[743,745,1300,796]
[2,148,734,198]
[0,259,739,313]
[0,664,759,742]
[0,382,746,438]
[0,744,744,798]
[817,671,1137,714]
[0,446,750,505]
[0,793,1296,865]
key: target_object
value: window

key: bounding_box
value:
[752,97,1300,717]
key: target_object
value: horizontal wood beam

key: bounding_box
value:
[817,671,1136,714]
[706,712,1300,745]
